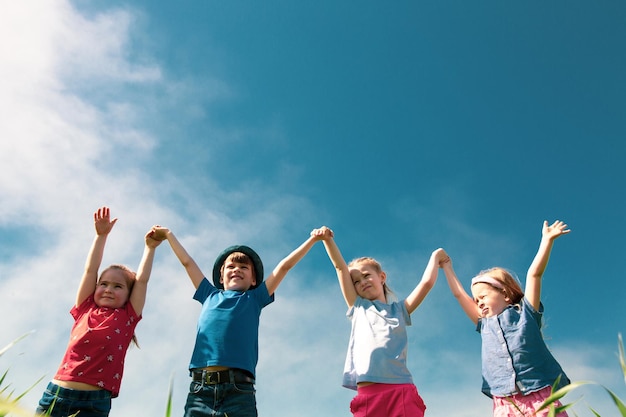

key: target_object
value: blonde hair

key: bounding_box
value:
[348,257,396,302]
[474,267,524,304]
[98,264,140,347]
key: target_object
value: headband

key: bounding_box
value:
[471,275,504,290]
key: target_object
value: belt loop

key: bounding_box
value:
[228,369,235,384]
[201,370,207,387]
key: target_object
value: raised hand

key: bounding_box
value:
[542,220,570,241]
[94,206,118,236]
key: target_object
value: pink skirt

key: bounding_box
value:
[493,386,568,417]
[350,383,426,417]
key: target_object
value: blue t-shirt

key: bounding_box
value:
[189,278,274,377]
[342,296,414,390]
[478,298,570,397]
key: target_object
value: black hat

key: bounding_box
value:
[212,245,264,289]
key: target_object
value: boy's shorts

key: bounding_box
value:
[350,383,426,417]
[493,386,568,417]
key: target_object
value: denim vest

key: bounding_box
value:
[477,298,570,398]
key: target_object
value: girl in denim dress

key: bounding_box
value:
[442,220,571,417]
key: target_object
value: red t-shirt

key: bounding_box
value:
[53,296,141,397]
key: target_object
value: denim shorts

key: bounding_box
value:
[36,382,112,417]
[184,379,257,417]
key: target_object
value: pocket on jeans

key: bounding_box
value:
[233,382,256,395]
[190,381,204,394]
[90,398,112,415]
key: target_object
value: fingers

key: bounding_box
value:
[310,226,334,239]
[543,219,571,239]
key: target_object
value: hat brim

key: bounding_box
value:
[212,245,264,290]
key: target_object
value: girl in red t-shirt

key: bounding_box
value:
[36,206,163,417]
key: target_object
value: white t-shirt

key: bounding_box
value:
[342,296,414,390]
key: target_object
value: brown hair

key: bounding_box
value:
[348,257,396,302]
[220,252,255,278]
[474,267,524,304]
[98,264,140,347]
[98,264,136,289]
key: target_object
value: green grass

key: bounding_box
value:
[0,332,42,417]
[536,333,626,417]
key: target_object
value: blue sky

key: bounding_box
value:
[1,1,624,416]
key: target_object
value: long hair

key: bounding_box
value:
[348,257,397,302]
[98,264,140,347]
[474,267,524,304]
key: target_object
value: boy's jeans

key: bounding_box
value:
[184,380,257,417]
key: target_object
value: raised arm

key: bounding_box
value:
[441,256,481,325]
[129,229,163,315]
[525,220,570,311]
[404,248,447,314]
[76,207,118,307]
[320,228,356,307]
[152,226,205,289]
[264,227,326,296]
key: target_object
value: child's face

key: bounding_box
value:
[349,263,386,302]
[471,282,510,318]
[220,255,256,291]
[94,269,131,309]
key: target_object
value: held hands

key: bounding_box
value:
[432,248,450,268]
[311,226,334,240]
[146,227,165,249]
[150,226,170,242]
[94,206,118,236]
[542,220,570,241]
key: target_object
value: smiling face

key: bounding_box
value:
[471,282,511,318]
[94,268,132,309]
[220,253,256,291]
[349,262,387,302]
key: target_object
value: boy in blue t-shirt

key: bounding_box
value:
[153,226,325,417]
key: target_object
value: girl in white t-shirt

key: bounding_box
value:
[319,226,449,417]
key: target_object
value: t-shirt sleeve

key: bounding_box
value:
[193,278,216,303]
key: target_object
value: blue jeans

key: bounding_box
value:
[36,382,112,417]
[184,380,257,417]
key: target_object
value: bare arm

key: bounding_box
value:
[152,227,205,289]
[441,257,480,325]
[525,220,570,311]
[129,229,163,315]
[404,248,447,314]
[264,228,326,296]
[76,207,118,307]
[320,228,356,307]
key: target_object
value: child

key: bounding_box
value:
[319,226,449,417]
[151,225,326,417]
[441,220,571,417]
[36,207,162,417]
